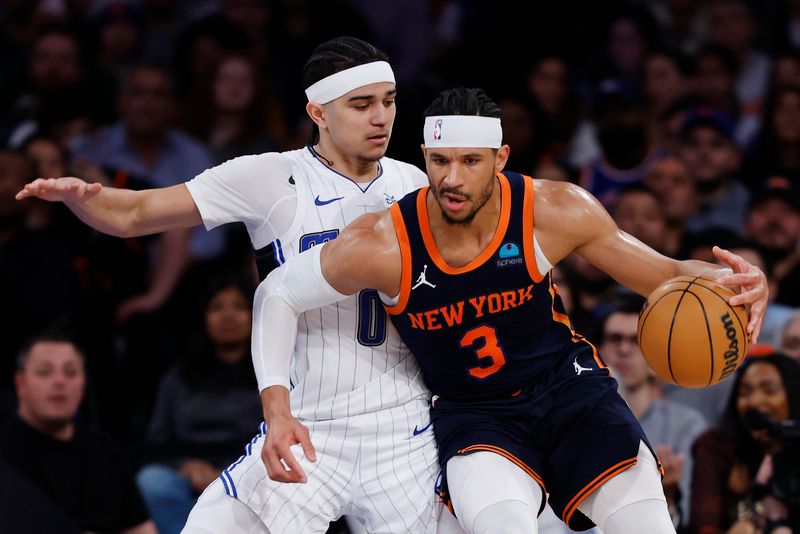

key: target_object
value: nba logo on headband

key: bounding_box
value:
[433,119,443,141]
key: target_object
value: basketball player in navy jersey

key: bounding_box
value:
[252,87,769,534]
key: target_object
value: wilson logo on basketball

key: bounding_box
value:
[719,312,740,381]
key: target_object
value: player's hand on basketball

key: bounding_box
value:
[712,246,769,344]
[15,177,103,203]
[262,413,317,483]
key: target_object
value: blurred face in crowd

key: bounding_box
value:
[214,56,256,113]
[498,98,533,154]
[100,17,140,64]
[609,18,647,76]
[15,342,85,431]
[772,89,800,144]
[707,0,755,55]
[613,190,667,252]
[737,362,791,444]
[30,32,81,90]
[644,157,697,222]
[744,198,800,254]
[694,55,735,107]
[24,138,66,179]
[206,286,252,357]
[528,57,567,116]
[313,82,396,163]
[780,316,800,362]
[772,55,800,88]
[223,0,270,36]
[679,125,739,185]
[121,67,174,137]
[644,54,687,114]
[601,312,652,391]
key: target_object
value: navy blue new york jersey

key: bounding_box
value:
[385,172,602,400]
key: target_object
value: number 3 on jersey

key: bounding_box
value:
[460,325,507,379]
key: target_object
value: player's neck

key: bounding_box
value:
[312,140,380,183]
[426,178,503,266]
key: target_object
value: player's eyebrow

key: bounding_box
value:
[347,88,397,103]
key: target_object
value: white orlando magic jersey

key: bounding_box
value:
[186,147,430,420]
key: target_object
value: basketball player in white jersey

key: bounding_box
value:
[16,37,462,534]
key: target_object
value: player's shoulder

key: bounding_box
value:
[535,180,600,214]
[206,151,294,181]
[381,157,428,188]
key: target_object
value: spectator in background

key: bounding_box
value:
[600,5,661,91]
[71,63,223,266]
[5,25,102,148]
[497,95,536,174]
[770,48,800,88]
[744,86,800,185]
[0,150,76,397]
[579,80,664,208]
[643,156,697,257]
[678,107,750,233]
[91,1,145,80]
[705,0,771,114]
[599,298,707,531]
[645,0,707,54]
[779,312,800,361]
[136,275,262,534]
[743,177,800,307]
[692,43,761,147]
[644,48,693,120]
[526,54,580,164]
[0,334,157,534]
[611,184,678,257]
[690,354,800,534]
[183,53,284,164]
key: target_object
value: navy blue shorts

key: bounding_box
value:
[431,344,659,531]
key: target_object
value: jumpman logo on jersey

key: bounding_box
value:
[573,357,593,375]
[412,265,436,290]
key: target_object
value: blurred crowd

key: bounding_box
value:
[1,0,800,533]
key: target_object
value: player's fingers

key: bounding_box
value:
[729,286,766,307]
[296,427,316,462]
[262,446,295,483]
[278,445,308,483]
[713,246,747,273]
[84,182,103,197]
[716,271,758,288]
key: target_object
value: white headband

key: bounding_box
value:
[305,61,396,104]
[423,116,503,149]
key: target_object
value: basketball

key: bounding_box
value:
[637,275,750,388]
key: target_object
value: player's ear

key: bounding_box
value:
[419,144,426,157]
[306,102,327,129]
[494,145,510,172]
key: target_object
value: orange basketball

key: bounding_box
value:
[637,275,750,388]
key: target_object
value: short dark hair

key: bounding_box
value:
[423,87,502,119]
[303,37,390,145]
[595,295,646,345]
[16,333,84,370]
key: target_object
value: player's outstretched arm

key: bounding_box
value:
[253,210,401,483]
[535,181,768,342]
[16,178,201,237]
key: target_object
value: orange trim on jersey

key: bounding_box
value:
[384,204,413,316]
[458,444,547,493]
[562,457,637,525]
[548,275,574,332]
[417,173,512,275]
[522,175,544,283]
